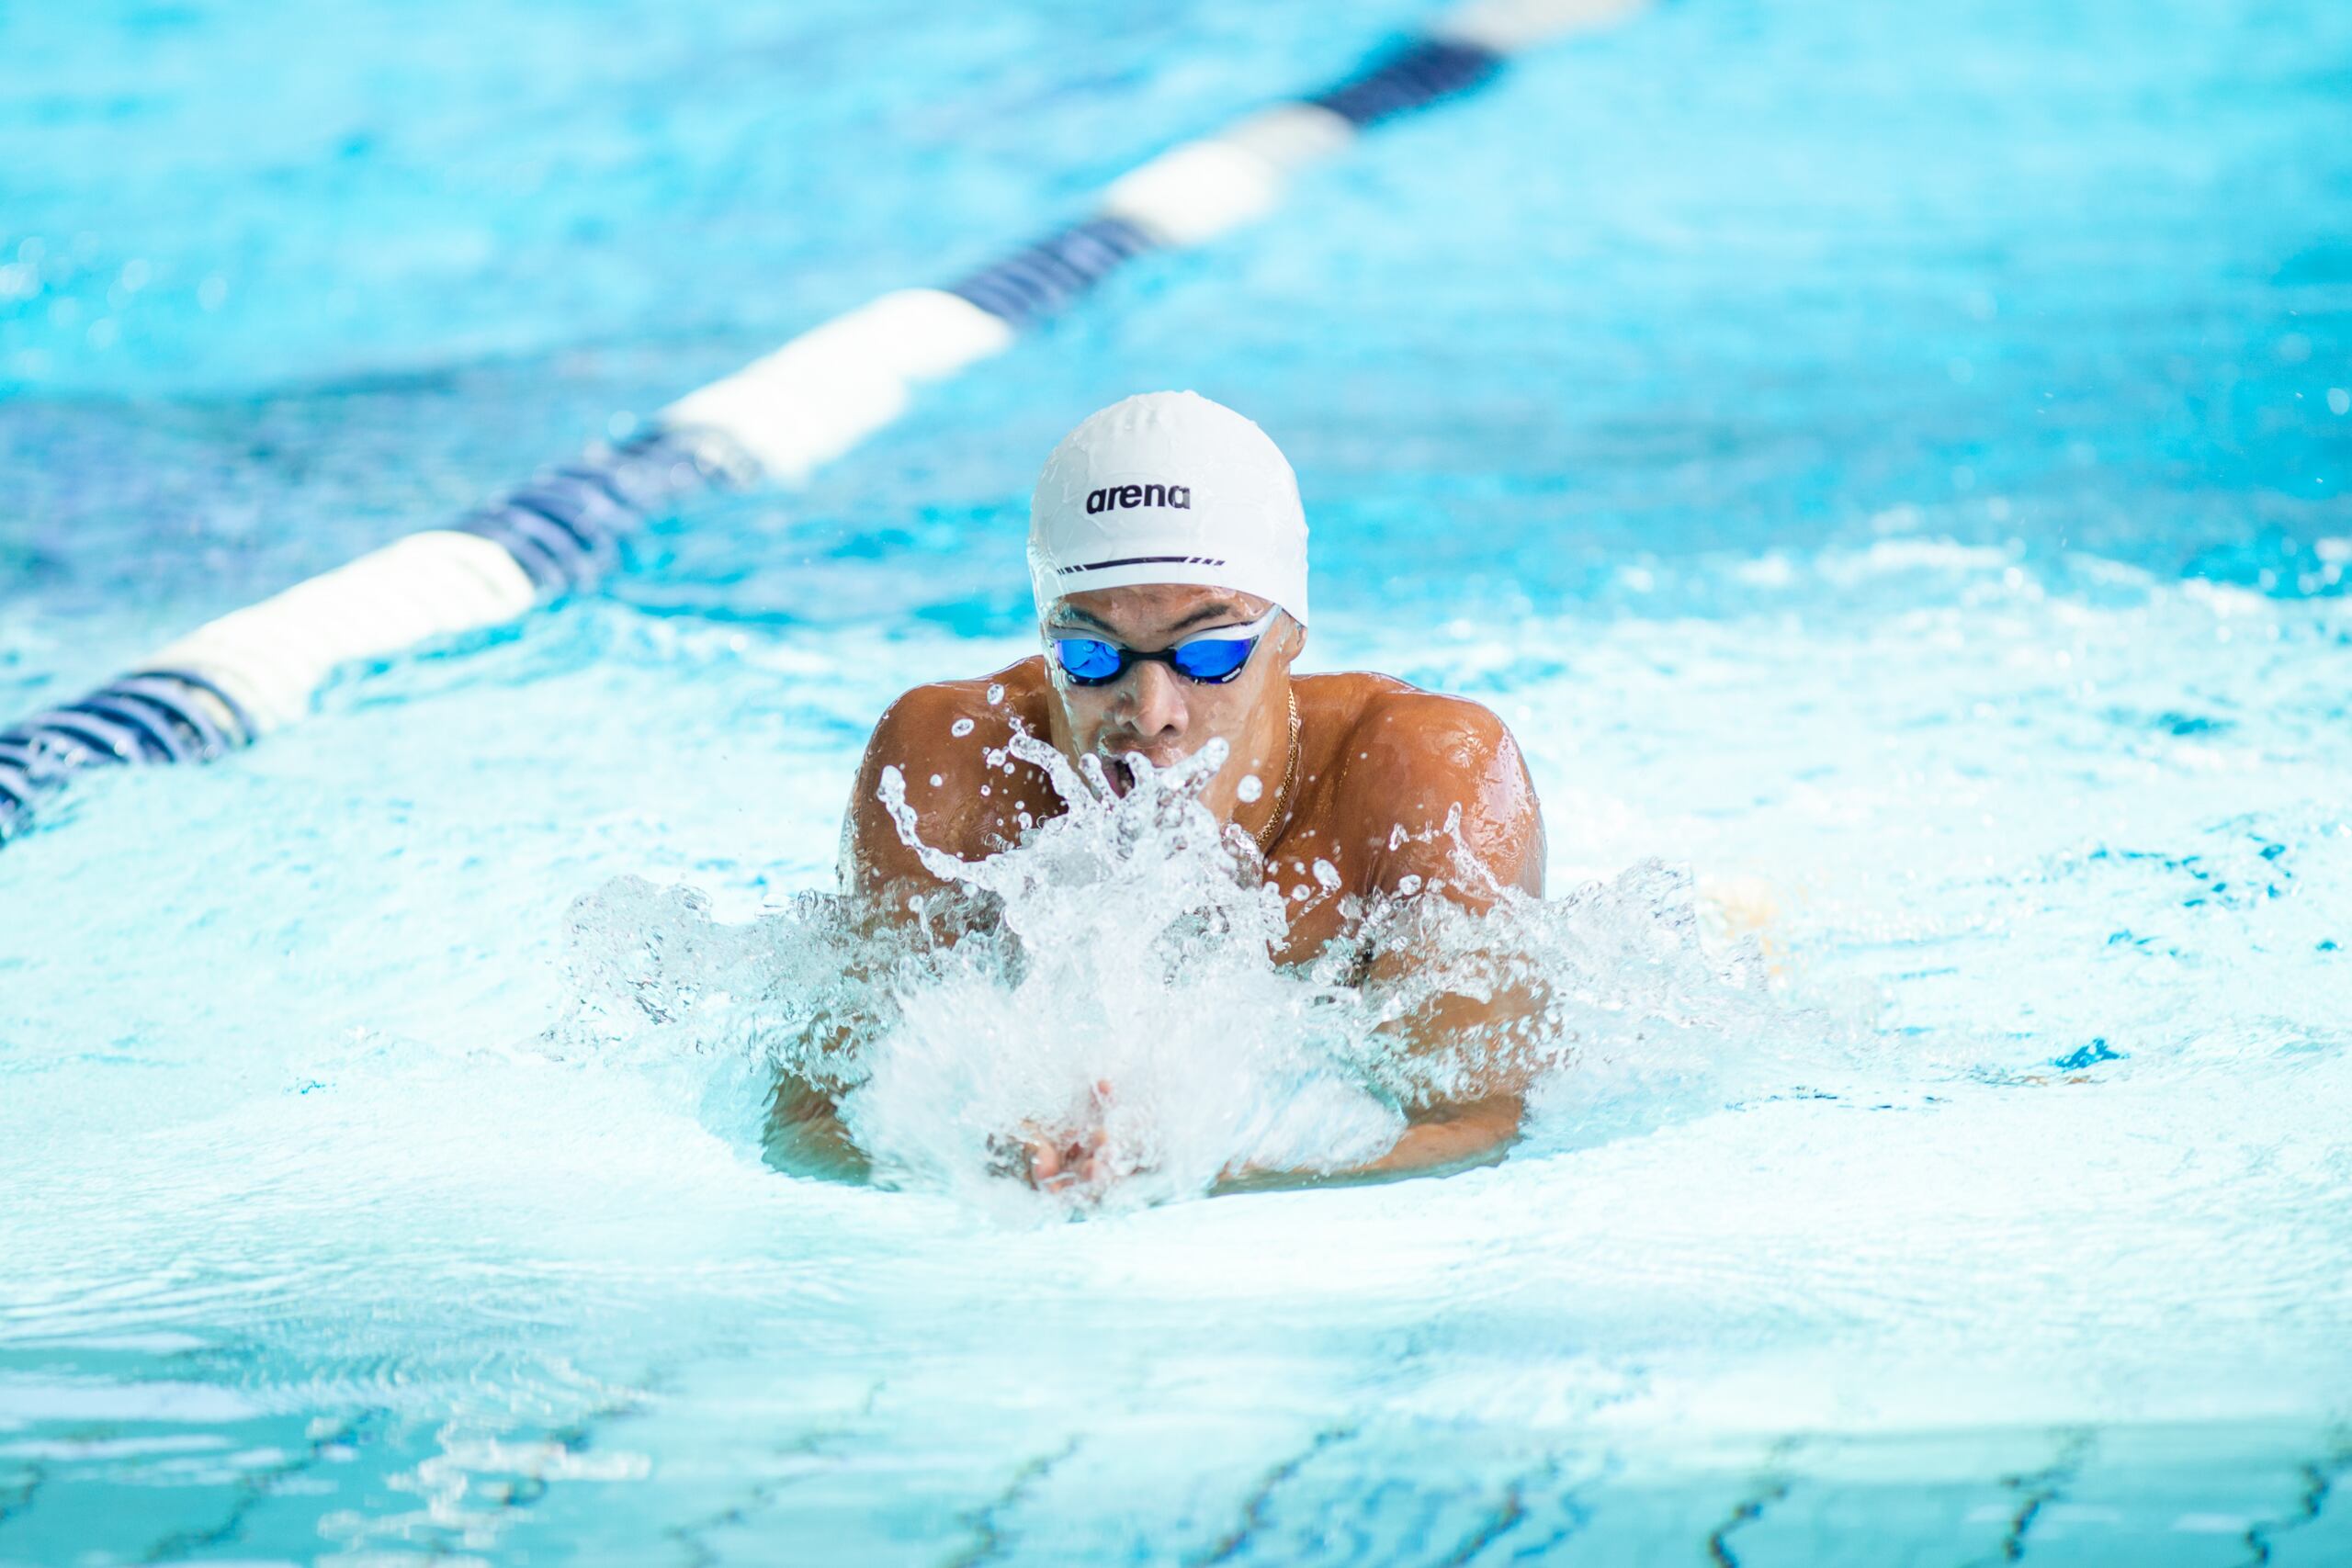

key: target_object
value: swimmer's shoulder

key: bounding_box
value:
[865,656,1055,771]
[1302,672,1543,894]
[1301,672,1521,777]
[849,658,1057,873]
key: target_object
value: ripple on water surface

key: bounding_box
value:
[6,0,2352,1555]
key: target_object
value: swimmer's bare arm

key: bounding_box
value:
[773,669,1053,1169]
[1322,694,1547,1179]
[838,669,1048,915]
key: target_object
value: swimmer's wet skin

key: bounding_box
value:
[775,391,1546,1201]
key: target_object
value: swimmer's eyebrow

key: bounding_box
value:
[1051,601,1250,637]
[1166,601,1250,632]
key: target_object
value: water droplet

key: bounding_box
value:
[1395,874,1423,896]
[951,717,975,738]
[986,683,1004,705]
[929,774,944,788]
[1312,859,1340,890]
[1237,774,1263,803]
[590,750,1805,1218]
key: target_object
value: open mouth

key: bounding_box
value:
[1101,755,1137,797]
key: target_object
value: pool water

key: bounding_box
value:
[6,0,2352,1562]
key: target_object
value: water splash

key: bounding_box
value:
[549,729,1834,1218]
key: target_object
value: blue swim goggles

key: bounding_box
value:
[1047,604,1282,687]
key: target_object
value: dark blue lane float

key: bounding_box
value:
[458,429,734,594]
[1308,37,1505,128]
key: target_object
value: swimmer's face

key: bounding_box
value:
[1040,583,1304,815]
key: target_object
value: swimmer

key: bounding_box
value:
[779,391,1545,1192]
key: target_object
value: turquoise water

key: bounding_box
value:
[6,0,2352,1561]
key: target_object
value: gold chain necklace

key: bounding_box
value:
[1250,688,1301,859]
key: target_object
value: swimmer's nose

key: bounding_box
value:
[1121,660,1188,747]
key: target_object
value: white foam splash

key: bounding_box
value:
[549,727,1832,1220]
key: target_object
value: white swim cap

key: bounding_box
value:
[1028,390,1308,625]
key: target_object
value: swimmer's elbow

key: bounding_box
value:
[764,1079,869,1182]
[1414,1091,1523,1138]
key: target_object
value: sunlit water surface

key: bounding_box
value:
[5,0,2351,1562]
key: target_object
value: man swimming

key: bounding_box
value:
[791,390,1545,1191]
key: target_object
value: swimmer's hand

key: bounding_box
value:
[995,1080,1129,1198]
[1016,1124,1113,1191]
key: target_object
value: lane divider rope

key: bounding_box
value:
[0,0,1651,846]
